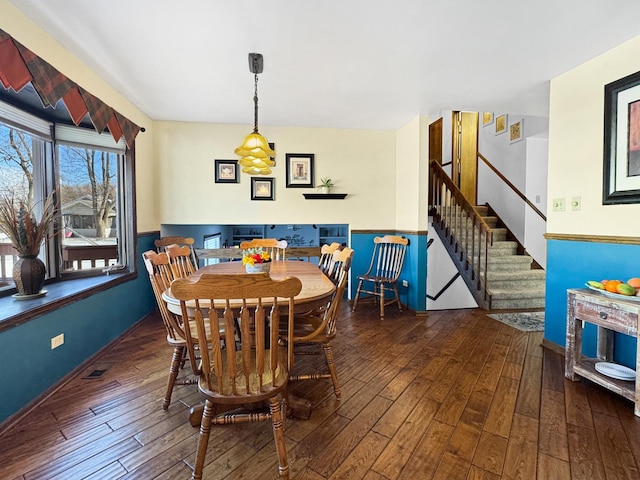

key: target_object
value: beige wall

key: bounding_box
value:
[154,121,397,229]
[0,0,156,232]
[395,115,430,231]
[548,35,640,236]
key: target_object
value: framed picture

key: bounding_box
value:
[495,114,507,135]
[214,159,239,183]
[251,177,274,200]
[482,112,494,127]
[285,153,314,188]
[509,118,524,144]
[603,70,640,204]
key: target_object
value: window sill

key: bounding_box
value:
[0,272,135,333]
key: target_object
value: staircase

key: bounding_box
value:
[429,160,545,310]
[470,206,545,309]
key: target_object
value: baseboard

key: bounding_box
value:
[541,337,566,357]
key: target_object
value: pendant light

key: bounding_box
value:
[235,53,275,175]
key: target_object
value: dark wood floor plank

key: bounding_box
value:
[592,411,640,480]
[472,430,508,476]
[567,423,606,480]
[502,413,538,480]
[1,306,639,480]
[395,419,454,480]
[307,395,392,477]
[536,453,571,480]
[538,387,569,461]
[370,396,439,478]
[326,431,388,480]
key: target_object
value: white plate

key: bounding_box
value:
[586,284,640,303]
[595,362,636,381]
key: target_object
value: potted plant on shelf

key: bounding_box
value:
[0,192,56,297]
[318,178,335,194]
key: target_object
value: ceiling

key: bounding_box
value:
[9,0,640,131]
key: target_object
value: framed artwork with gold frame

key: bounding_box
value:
[482,112,494,127]
[509,118,524,144]
[495,114,507,135]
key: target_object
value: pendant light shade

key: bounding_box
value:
[236,53,275,175]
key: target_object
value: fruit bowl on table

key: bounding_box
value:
[586,279,640,302]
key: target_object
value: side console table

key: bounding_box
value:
[565,288,640,416]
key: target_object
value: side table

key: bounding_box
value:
[565,288,640,416]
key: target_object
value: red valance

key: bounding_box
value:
[0,29,142,148]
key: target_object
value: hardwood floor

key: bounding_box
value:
[2,302,640,479]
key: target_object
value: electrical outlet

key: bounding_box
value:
[402,280,408,287]
[51,333,64,350]
[571,196,581,211]
[552,197,565,212]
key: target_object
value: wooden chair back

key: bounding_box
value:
[171,273,302,400]
[240,238,288,261]
[166,244,197,278]
[142,250,186,343]
[296,247,354,342]
[318,242,343,280]
[352,235,408,319]
[366,235,408,281]
[155,236,198,267]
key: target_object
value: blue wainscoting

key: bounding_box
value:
[0,234,157,424]
[350,232,427,313]
[545,239,640,369]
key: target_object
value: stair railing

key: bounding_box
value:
[429,160,493,304]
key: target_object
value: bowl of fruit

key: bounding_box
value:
[586,278,640,301]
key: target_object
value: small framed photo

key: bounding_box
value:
[285,153,314,188]
[509,118,524,144]
[495,114,508,135]
[251,177,274,200]
[482,112,494,127]
[214,159,239,183]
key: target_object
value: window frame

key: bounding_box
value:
[0,98,137,297]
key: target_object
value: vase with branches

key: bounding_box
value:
[0,192,56,296]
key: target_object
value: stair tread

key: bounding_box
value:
[488,288,546,299]
[487,270,546,279]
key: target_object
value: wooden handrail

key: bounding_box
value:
[478,152,546,222]
[429,160,492,306]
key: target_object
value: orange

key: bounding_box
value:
[627,278,640,289]
[605,280,621,293]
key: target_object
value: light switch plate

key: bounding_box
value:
[552,198,565,212]
[571,196,581,211]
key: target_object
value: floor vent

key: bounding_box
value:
[84,362,114,379]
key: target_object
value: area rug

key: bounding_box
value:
[487,311,545,332]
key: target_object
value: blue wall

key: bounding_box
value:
[545,239,640,368]
[350,232,427,313]
[0,234,157,424]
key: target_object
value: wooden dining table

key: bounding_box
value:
[162,259,336,314]
[162,260,336,421]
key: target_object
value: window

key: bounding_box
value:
[203,233,221,265]
[0,100,136,295]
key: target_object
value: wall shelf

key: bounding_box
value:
[303,193,348,200]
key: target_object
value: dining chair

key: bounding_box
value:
[142,250,197,410]
[352,235,409,319]
[318,242,343,281]
[166,243,197,278]
[284,247,353,399]
[155,235,198,268]
[240,238,288,261]
[171,272,302,480]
